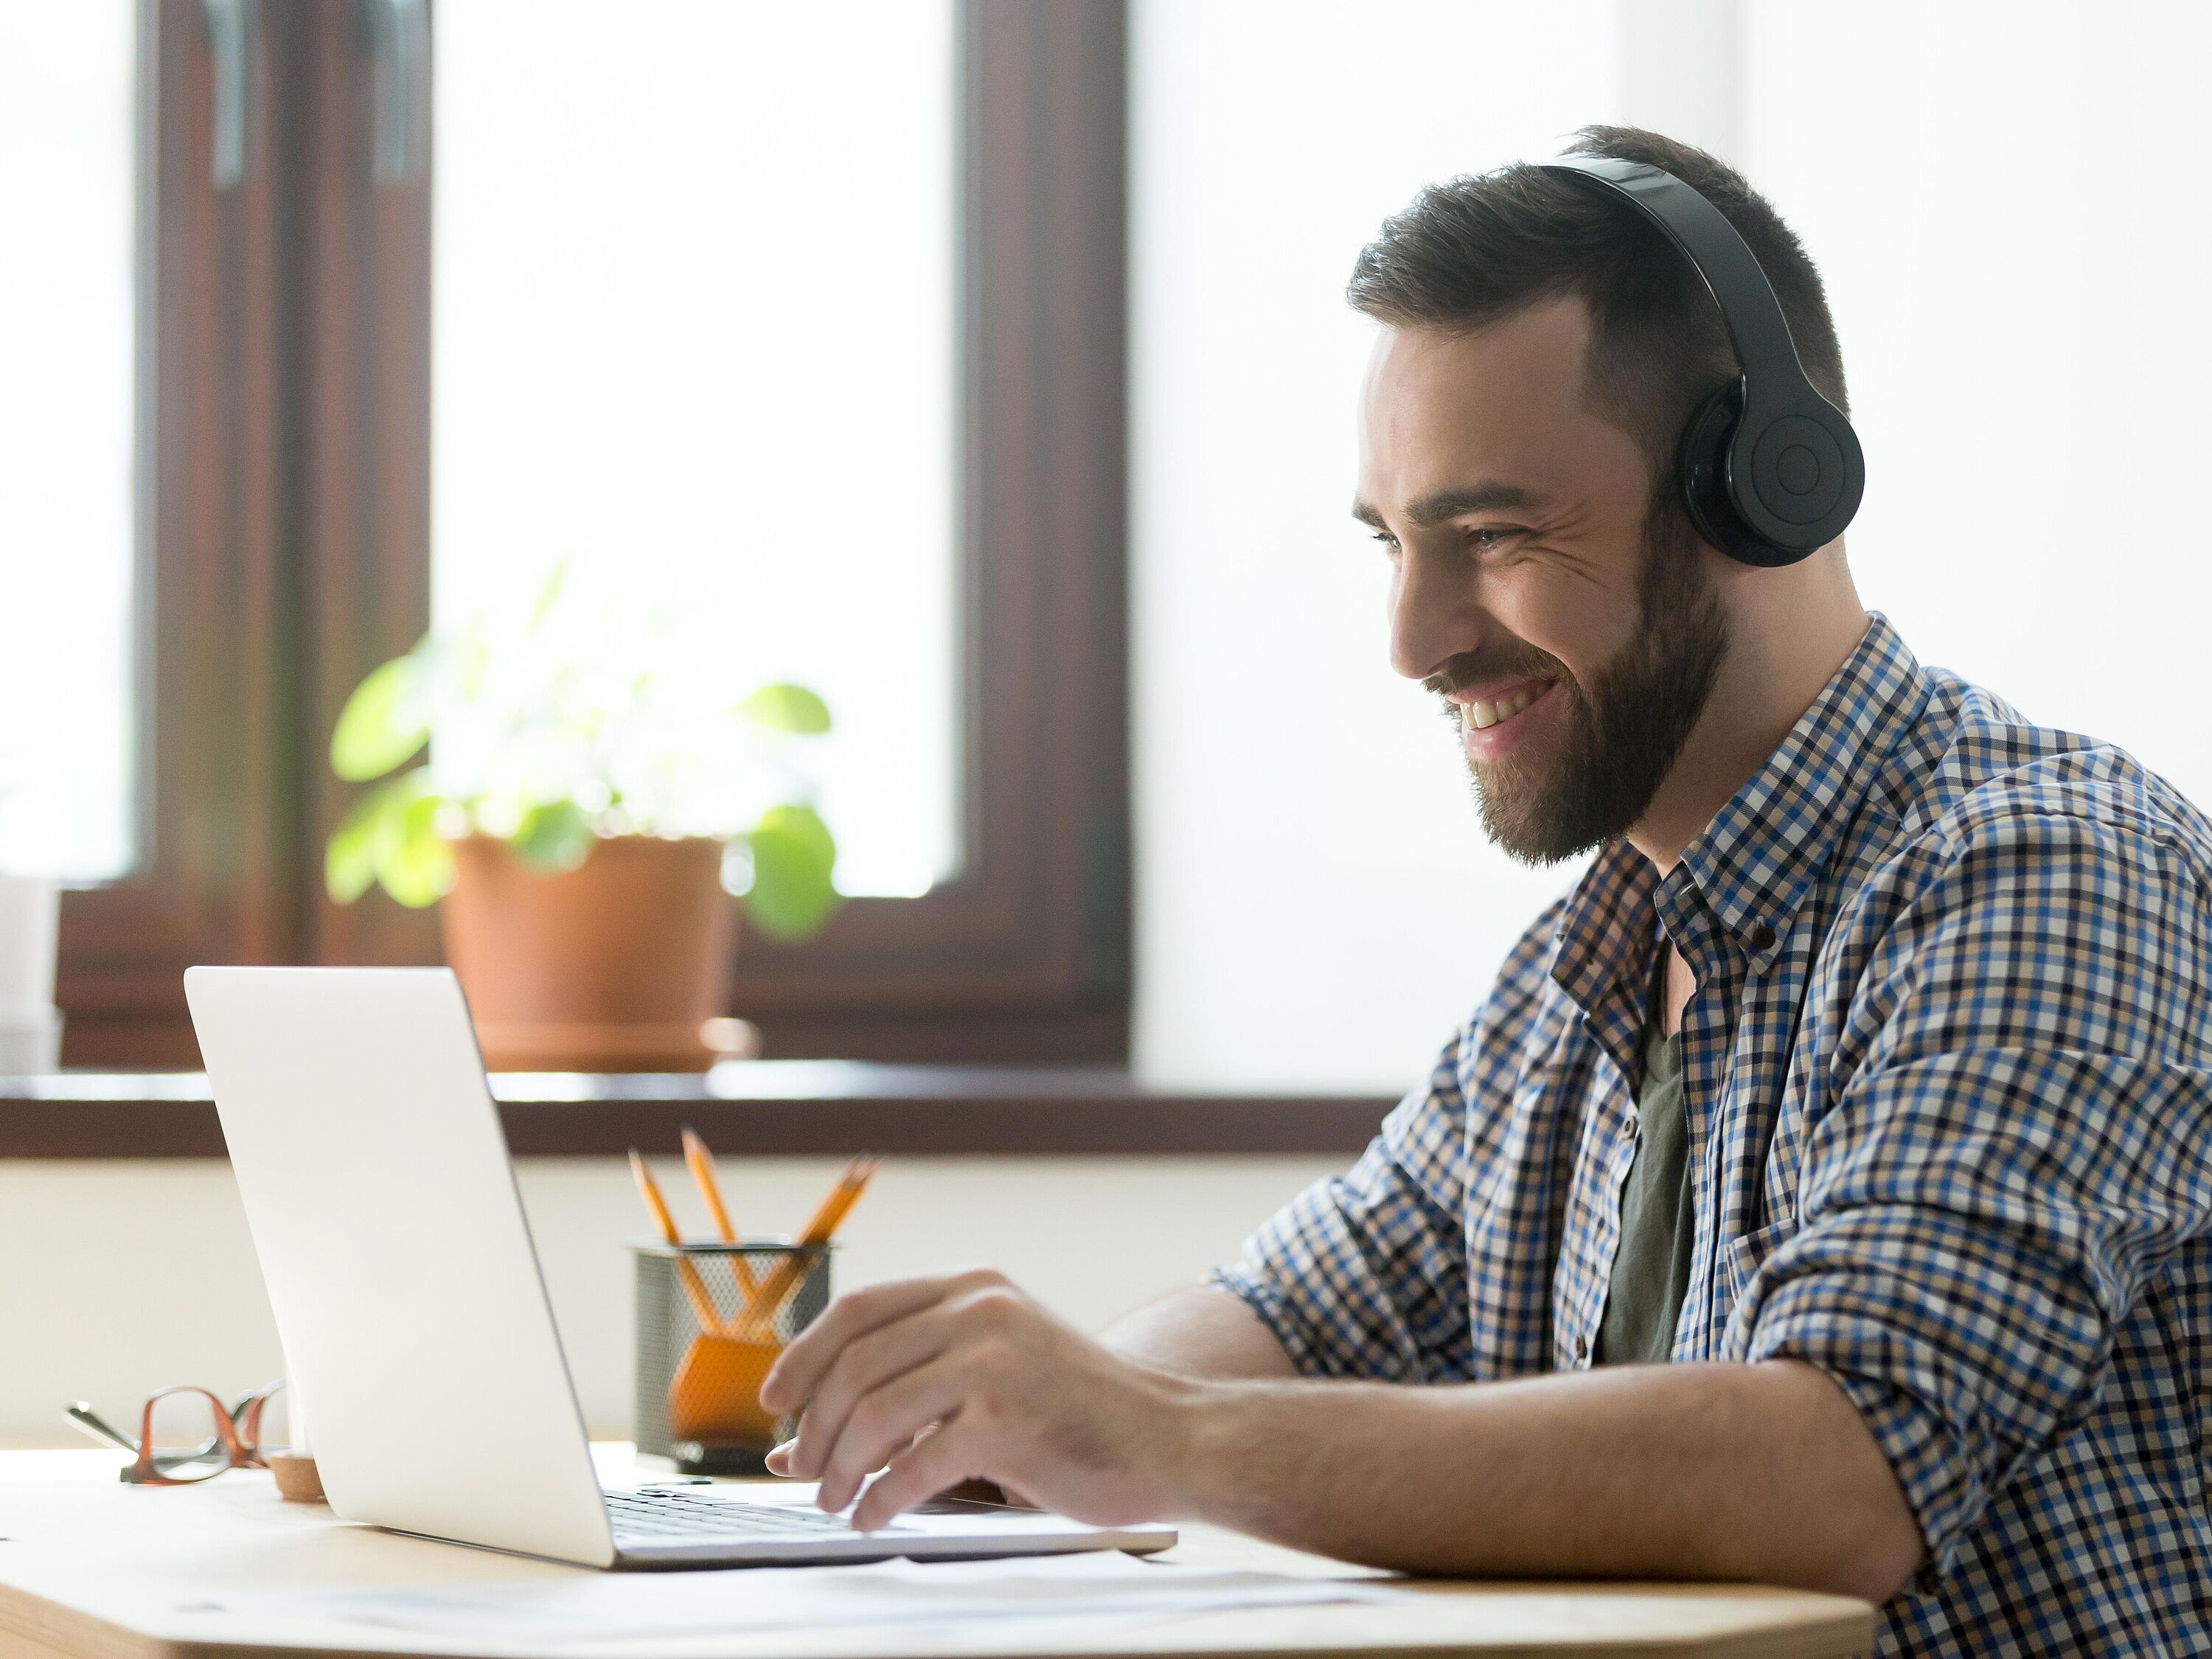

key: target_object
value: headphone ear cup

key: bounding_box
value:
[1676,381,1809,568]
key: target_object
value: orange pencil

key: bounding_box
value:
[681,1126,760,1298]
[630,1148,726,1335]
[790,1155,877,1251]
[735,1155,880,1338]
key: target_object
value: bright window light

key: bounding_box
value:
[0,7,137,881]
[432,1,959,898]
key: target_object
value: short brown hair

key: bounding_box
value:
[1346,126,1847,490]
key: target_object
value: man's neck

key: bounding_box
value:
[1628,605,1872,877]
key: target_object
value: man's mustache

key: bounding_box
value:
[1422,647,1569,700]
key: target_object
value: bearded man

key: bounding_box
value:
[759,128,2212,1655]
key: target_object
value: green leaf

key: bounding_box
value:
[742,803,840,939]
[509,800,594,871]
[377,789,456,908]
[737,682,832,735]
[526,557,571,636]
[324,773,414,903]
[326,771,456,908]
[330,654,431,782]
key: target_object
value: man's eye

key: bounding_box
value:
[1470,526,1520,554]
[1370,531,1400,555]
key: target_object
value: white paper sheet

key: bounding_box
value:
[192,1551,1405,1648]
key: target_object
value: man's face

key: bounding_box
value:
[1354,301,1727,864]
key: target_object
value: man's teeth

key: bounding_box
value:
[1464,684,1545,730]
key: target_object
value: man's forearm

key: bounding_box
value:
[1172,1357,1921,1603]
[1101,1285,1298,1380]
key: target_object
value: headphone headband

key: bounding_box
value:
[1537,156,1807,414]
[1533,154,1864,564]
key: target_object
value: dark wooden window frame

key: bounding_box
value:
[736,2,1130,1061]
[59,0,318,1068]
[58,0,1131,1069]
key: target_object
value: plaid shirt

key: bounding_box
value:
[1216,614,2212,1654]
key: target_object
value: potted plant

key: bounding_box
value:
[324,568,839,1071]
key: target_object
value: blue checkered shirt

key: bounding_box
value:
[1215,615,2212,1653]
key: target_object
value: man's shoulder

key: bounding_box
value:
[1449,891,1577,1068]
[1868,667,2212,886]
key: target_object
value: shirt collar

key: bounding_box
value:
[1679,611,1930,953]
[1550,613,1931,1047]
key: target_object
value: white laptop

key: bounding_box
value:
[183,965,1177,1568]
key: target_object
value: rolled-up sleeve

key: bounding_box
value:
[1211,1031,1477,1382]
[1726,804,2212,1577]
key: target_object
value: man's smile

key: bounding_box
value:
[1451,675,1559,759]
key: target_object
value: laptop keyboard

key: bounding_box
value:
[606,1488,905,1540]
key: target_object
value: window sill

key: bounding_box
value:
[0,1065,1389,1159]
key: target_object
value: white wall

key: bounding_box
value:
[1130,0,2212,1091]
[1128,0,1627,1093]
[0,1155,1337,1447]
[1742,0,2212,806]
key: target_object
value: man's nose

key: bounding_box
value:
[1387,544,1486,683]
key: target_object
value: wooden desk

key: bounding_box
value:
[0,1450,1872,1658]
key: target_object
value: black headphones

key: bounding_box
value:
[1535,156,1863,568]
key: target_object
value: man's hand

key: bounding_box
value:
[757,1268,1200,1533]
[756,1273,1922,1603]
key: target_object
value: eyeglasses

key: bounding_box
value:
[64,1382,288,1486]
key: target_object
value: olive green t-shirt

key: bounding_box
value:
[1590,988,1692,1366]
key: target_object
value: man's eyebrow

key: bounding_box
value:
[1350,482,1551,532]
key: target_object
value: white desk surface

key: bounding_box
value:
[0,1447,1872,1659]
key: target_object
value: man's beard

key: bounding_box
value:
[1427,509,1728,867]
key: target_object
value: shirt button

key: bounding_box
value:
[1748,922,1776,950]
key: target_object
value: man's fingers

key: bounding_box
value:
[779,1305,959,1481]
[850,1413,988,1533]
[759,1273,969,1413]
[813,1357,975,1514]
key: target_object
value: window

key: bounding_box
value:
[44,0,331,1067]
[432,1,960,898]
[0,5,141,882]
[49,0,1130,1068]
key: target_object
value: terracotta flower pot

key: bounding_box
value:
[439,835,733,1071]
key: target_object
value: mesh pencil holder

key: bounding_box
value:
[633,1241,832,1475]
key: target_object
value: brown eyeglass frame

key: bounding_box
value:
[66,1382,285,1486]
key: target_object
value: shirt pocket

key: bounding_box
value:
[1721,1219,1797,1309]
